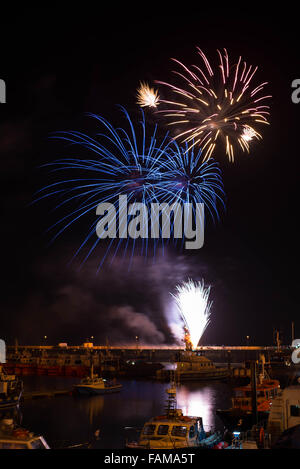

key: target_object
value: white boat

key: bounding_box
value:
[267,379,300,446]
[126,383,221,449]
[73,365,122,395]
[0,419,49,449]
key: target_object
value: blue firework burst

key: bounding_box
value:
[34,107,225,270]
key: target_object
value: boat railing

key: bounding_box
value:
[203,424,215,434]
[232,425,271,449]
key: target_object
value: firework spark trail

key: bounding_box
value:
[34,108,225,269]
[171,279,212,349]
[155,48,271,162]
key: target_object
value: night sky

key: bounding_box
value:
[0,6,299,346]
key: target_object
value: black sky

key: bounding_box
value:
[0,5,299,346]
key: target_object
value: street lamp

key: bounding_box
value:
[135,336,139,354]
[245,336,250,361]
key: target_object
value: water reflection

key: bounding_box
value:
[177,386,215,430]
[76,396,105,425]
[19,377,232,448]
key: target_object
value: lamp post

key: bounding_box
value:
[245,336,250,361]
[135,336,139,355]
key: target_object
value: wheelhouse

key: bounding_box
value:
[138,416,206,447]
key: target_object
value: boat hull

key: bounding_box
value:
[126,433,222,450]
[176,370,229,381]
[216,408,268,431]
[0,394,22,409]
[0,388,23,409]
[74,385,122,395]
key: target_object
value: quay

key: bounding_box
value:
[3,343,292,379]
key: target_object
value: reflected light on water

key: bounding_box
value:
[78,396,105,424]
[176,386,214,430]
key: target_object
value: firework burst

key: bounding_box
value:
[137,82,160,108]
[171,279,212,349]
[155,48,271,162]
[34,108,225,269]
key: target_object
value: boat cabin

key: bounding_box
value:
[268,385,300,442]
[137,411,207,448]
[232,379,280,411]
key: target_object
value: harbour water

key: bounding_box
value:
[1,376,233,449]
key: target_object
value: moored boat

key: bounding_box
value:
[0,366,23,409]
[0,418,49,449]
[157,352,229,381]
[217,372,280,431]
[73,365,122,395]
[126,382,222,449]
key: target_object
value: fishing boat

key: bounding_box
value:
[0,365,23,409]
[73,365,122,395]
[217,371,280,431]
[157,352,228,381]
[0,418,49,449]
[126,382,222,449]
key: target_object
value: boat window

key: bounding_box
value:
[196,418,203,432]
[30,438,48,449]
[290,405,300,417]
[189,425,195,438]
[171,425,187,437]
[157,425,169,435]
[142,424,156,435]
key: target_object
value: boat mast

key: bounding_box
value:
[165,385,177,419]
[165,371,178,418]
[251,361,258,426]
